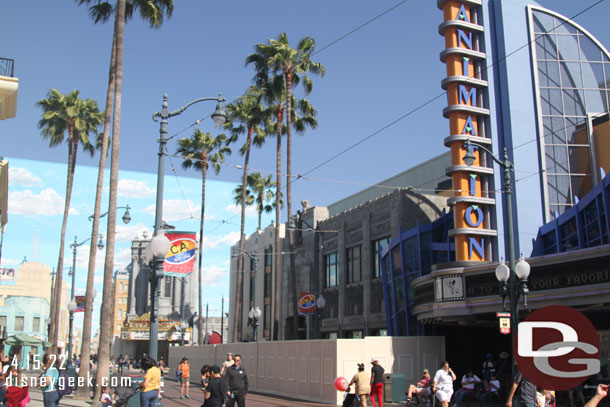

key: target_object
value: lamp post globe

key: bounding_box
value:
[151,233,170,258]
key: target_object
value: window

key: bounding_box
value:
[118,309,122,319]
[117,325,121,332]
[164,276,172,297]
[33,317,40,332]
[264,248,272,267]
[15,316,24,332]
[0,316,6,327]
[250,256,257,271]
[249,273,255,305]
[325,253,338,287]
[346,246,362,283]
[264,304,270,334]
[119,282,124,292]
[264,271,271,298]
[372,237,391,278]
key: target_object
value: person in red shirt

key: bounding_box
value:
[177,358,190,399]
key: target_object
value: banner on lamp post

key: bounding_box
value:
[74,295,86,313]
[298,292,316,315]
[163,231,197,277]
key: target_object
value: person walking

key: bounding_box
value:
[39,356,58,407]
[177,357,191,399]
[221,353,234,376]
[369,358,385,407]
[139,356,161,407]
[204,365,230,407]
[349,363,371,407]
[505,365,536,407]
[432,361,456,407]
[225,355,248,407]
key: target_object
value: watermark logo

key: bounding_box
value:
[515,305,599,390]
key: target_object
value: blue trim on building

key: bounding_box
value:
[380,210,455,336]
[533,171,610,255]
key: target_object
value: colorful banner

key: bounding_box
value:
[163,231,197,277]
[298,292,316,315]
[74,295,86,313]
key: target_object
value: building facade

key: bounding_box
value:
[0,57,18,120]
[378,0,610,376]
[112,269,129,338]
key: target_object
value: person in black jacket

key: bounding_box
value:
[225,354,248,407]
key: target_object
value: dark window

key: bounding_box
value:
[0,316,6,327]
[325,253,338,287]
[33,317,40,332]
[249,273,255,305]
[542,232,558,254]
[250,256,257,271]
[15,316,24,332]
[581,200,601,247]
[346,246,362,283]
[372,237,391,278]
[264,271,271,298]
[164,276,172,297]
[263,304,270,335]
[559,218,579,251]
[264,248,272,267]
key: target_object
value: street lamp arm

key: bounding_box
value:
[88,205,130,221]
[466,139,513,170]
[168,94,226,119]
[70,237,92,249]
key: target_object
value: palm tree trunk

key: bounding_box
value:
[198,152,209,345]
[232,127,253,343]
[94,0,125,404]
[257,191,263,232]
[273,110,283,341]
[284,72,299,339]
[50,124,77,354]
[75,25,117,400]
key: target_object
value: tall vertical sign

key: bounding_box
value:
[439,0,497,261]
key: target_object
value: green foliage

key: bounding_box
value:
[177,129,231,175]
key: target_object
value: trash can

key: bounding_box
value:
[384,373,406,403]
[128,375,144,407]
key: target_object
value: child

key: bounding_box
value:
[100,386,114,407]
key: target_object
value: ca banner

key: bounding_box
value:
[163,231,197,277]
[74,295,86,313]
[298,292,316,315]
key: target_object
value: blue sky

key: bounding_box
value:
[2,0,610,335]
[4,157,272,336]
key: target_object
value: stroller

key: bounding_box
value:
[113,384,141,407]
[343,391,362,407]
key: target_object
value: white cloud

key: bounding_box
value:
[1,258,20,266]
[118,179,155,198]
[143,199,200,222]
[202,265,227,286]
[8,188,79,217]
[115,248,132,269]
[224,204,258,218]
[201,231,240,249]
[115,223,152,242]
[9,167,42,187]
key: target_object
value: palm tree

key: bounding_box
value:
[247,34,324,339]
[233,173,281,233]
[76,1,173,401]
[177,129,230,345]
[36,89,103,353]
[225,87,268,342]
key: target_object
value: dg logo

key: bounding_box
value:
[515,305,600,390]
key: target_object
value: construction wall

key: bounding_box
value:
[169,336,444,405]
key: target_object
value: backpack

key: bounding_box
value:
[57,369,73,396]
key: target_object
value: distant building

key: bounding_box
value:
[0,57,18,120]
[112,269,129,338]
[112,232,197,360]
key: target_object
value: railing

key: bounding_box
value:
[0,58,14,77]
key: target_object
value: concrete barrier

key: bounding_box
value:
[169,336,444,405]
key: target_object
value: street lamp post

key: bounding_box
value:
[89,205,131,224]
[68,234,104,370]
[248,307,262,342]
[67,298,77,367]
[463,139,530,358]
[150,93,227,362]
[316,295,326,338]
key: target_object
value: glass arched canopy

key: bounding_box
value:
[529,6,610,219]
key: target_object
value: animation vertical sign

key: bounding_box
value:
[439,0,496,261]
[163,231,197,277]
